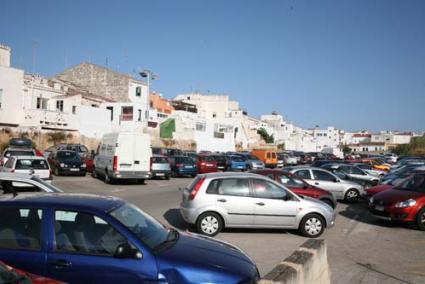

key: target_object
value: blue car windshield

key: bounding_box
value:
[110,203,169,250]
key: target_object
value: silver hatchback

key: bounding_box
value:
[180,172,335,238]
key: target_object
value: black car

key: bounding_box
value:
[211,154,228,171]
[48,150,87,176]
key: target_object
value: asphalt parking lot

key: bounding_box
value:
[53,175,425,284]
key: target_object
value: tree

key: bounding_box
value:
[342,145,352,155]
[393,136,425,157]
[257,128,274,144]
[277,143,285,150]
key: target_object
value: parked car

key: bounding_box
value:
[364,184,394,200]
[48,150,87,176]
[320,163,380,187]
[0,173,63,194]
[352,163,386,177]
[276,153,285,168]
[251,169,337,208]
[1,138,36,166]
[93,132,151,183]
[180,172,335,238]
[150,155,171,179]
[2,156,52,182]
[196,155,218,174]
[226,155,247,171]
[236,153,265,170]
[369,173,425,230]
[0,261,63,284]
[171,155,198,177]
[280,152,297,166]
[383,153,398,164]
[251,149,278,168]
[287,166,365,202]
[211,154,228,171]
[0,193,259,283]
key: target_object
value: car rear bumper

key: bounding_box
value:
[175,168,198,176]
[369,206,416,222]
[58,168,87,175]
[151,170,171,177]
[180,206,198,224]
[111,171,151,179]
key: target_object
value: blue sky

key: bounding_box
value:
[1,0,424,132]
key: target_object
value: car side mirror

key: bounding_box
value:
[333,178,339,183]
[114,243,142,259]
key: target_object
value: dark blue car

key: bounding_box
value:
[0,193,259,283]
[171,155,198,177]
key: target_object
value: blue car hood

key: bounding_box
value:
[156,232,257,280]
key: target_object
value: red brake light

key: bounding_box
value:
[189,177,206,200]
[113,156,118,172]
[176,163,183,168]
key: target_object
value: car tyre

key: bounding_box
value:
[191,174,196,178]
[104,170,113,184]
[299,213,325,238]
[165,174,170,180]
[416,207,425,231]
[92,167,98,178]
[196,212,223,237]
[344,189,360,203]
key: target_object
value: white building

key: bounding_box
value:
[0,45,112,138]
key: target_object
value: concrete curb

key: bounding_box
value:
[259,239,329,284]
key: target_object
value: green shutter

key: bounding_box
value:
[160,118,176,139]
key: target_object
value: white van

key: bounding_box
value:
[93,132,152,183]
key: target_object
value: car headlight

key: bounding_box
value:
[60,163,65,168]
[369,197,374,204]
[81,163,87,168]
[395,198,416,208]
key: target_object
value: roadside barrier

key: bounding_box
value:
[259,239,329,284]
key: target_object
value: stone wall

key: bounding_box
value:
[56,63,130,102]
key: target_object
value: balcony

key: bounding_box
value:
[22,109,79,131]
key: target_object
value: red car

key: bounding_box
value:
[0,261,63,284]
[364,184,393,199]
[196,155,218,174]
[252,169,337,209]
[369,173,425,230]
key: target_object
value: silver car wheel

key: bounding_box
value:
[346,190,358,200]
[421,213,425,225]
[304,217,322,236]
[201,216,219,235]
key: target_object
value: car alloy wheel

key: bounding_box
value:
[197,212,222,237]
[300,213,325,238]
[305,217,322,236]
[345,189,359,203]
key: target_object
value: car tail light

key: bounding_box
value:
[10,169,15,173]
[49,169,52,180]
[113,156,118,172]
[176,163,183,168]
[189,177,206,200]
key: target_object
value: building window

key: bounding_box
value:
[212,112,216,118]
[37,97,48,110]
[136,86,141,97]
[196,122,206,132]
[145,110,149,119]
[56,100,64,112]
[138,109,142,121]
[121,106,133,121]
[72,106,77,114]
[106,106,114,121]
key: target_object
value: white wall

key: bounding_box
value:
[79,106,112,139]
[0,65,25,126]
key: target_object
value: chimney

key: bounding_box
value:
[0,44,11,67]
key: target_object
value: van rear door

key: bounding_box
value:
[116,133,151,173]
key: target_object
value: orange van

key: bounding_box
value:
[251,149,278,168]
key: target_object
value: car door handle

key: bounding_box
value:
[217,199,227,203]
[50,259,72,268]
[315,182,319,185]
[256,202,265,206]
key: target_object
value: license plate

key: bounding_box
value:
[156,173,164,176]
[375,205,384,211]
[70,168,80,172]
[185,166,193,169]
[207,164,213,167]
